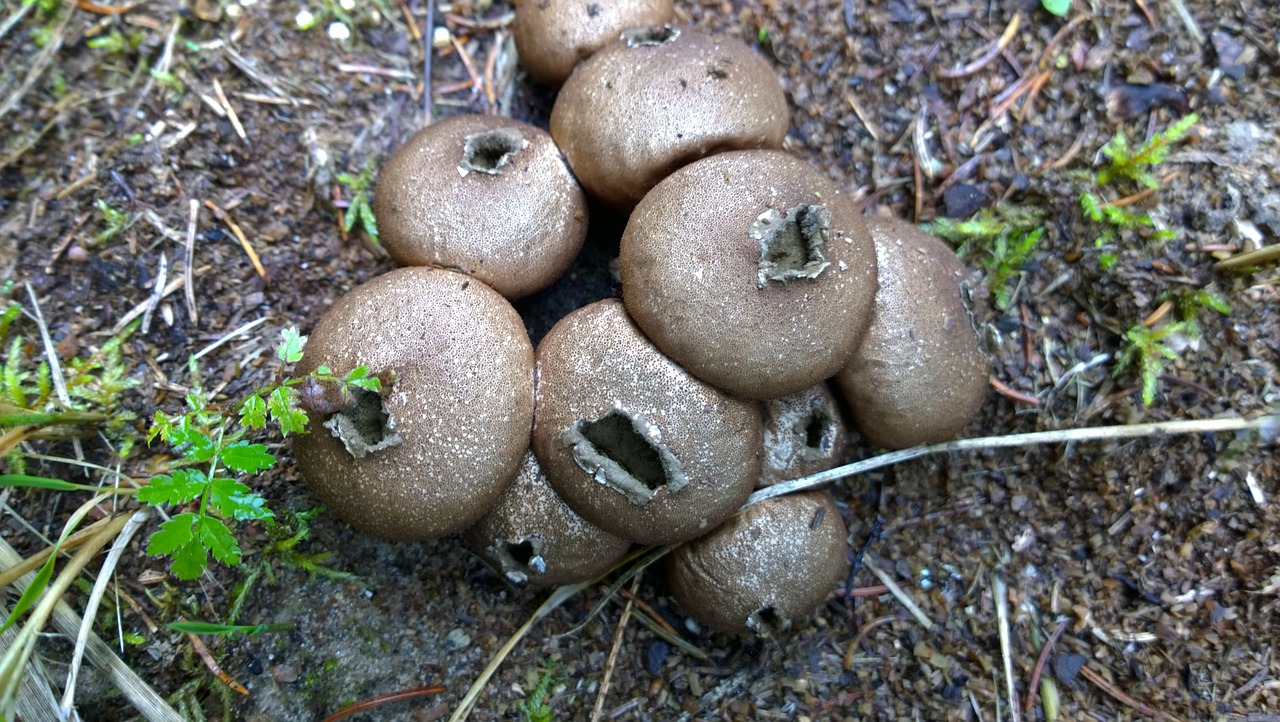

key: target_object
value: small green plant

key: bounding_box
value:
[1114,322,1186,406]
[517,665,560,722]
[86,29,143,55]
[336,162,380,242]
[1097,114,1198,189]
[1041,0,1070,15]
[1076,113,1198,271]
[93,198,129,245]
[926,206,1045,310]
[1175,289,1232,340]
[141,328,382,580]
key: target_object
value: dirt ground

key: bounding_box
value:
[1,0,1278,720]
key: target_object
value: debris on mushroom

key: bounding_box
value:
[620,149,879,400]
[292,268,534,541]
[666,491,850,638]
[514,0,674,87]
[532,299,763,545]
[373,114,588,300]
[550,26,788,210]
[465,451,631,587]
[758,384,849,487]
[835,215,989,449]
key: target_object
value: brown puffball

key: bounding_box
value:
[835,216,988,449]
[620,150,878,400]
[532,299,763,545]
[465,451,631,587]
[550,26,788,210]
[292,268,534,541]
[666,491,849,638]
[758,384,849,487]
[373,114,588,299]
[514,0,673,87]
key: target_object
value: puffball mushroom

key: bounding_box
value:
[373,114,588,300]
[532,299,763,545]
[620,149,879,400]
[465,451,631,587]
[550,26,788,210]
[292,268,534,541]
[667,491,850,638]
[758,384,849,487]
[835,216,988,449]
[513,0,674,87]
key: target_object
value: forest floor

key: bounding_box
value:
[1,0,1278,720]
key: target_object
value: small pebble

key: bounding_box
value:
[445,627,471,651]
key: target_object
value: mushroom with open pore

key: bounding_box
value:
[292,268,534,541]
[532,299,762,545]
[513,0,674,87]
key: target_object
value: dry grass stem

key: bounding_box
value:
[591,573,640,722]
[866,563,933,630]
[993,574,1020,722]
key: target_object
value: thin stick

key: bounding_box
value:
[1215,243,1280,272]
[1023,619,1067,715]
[183,626,249,695]
[591,572,640,722]
[866,564,932,630]
[60,510,150,716]
[994,574,1020,722]
[203,201,265,278]
[139,254,168,334]
[24,284,83,462]
[0,515,116,590]
[183,199,199,324]
[448,581,591,722]
[746,414,1276,508]
[212,79,247,142]
[938,14,1021,79]
[191,316,270,361]
[423,0,435,119]
[322,685,446,722]
[1076,662,1170,719]
[112,266,209,334]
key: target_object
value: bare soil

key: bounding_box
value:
[1,0,1278,720]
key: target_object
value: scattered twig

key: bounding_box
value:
[845,93,882,143]
[60,510,151,717]
[591,573,640,722]
[994,574,1020,722]
[203,200,265,279]
[139,254,169,334]
[24,284,84,463]
[1215,243,1280,272]
[1023,619,1068,716]
[1167,0,1204,46]
[866,563,933,630]
[990,375,1040,405]
[0,1,73,120]
[191,317,270,361]
[182,624,249,696]
[423,0,435,119]
[183,199,199,324]
[321,685,447,722]
[212,79,247,142]
[45,213,91,273]
[1076,661,1172,720]
[938,14,1021,79]
[844,614,901,670]
[448,33,482,99]
[111,266,209,334]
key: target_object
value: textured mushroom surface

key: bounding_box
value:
[292,268,534,541]
[550,27,787,210]
[532,299,762,545]
[667,491,849,638]
[758,384,849,487]
[620,150,878,399]
[514,0,673,87]
[465,451,631,587]
[835,215,988,449]
[373,114,588,299]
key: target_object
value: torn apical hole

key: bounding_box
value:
[623,25,680,47]
[565,409,689,505]
[323,387,403,459]
[751,204,832,288]
[799,408,833,458]
[459,128,528,176]
[491,536,547,585]
[747,605,790,638]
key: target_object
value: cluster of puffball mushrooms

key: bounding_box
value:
[291,0,990,639]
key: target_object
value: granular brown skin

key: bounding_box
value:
[513,0,674,87]
[667,490,850,637]
[551,27,788,210]
[373,114,588,300]
[620,150,878,400]
[532,299,763,545]
[464,451,632,587]
[836,216,988,449]
[292,268,534,541]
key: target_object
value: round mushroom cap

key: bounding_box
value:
[465,451,632,587]
[550,26,788,211]
[758,383,849,487]
[532,299,763,545]
[667,491,850,638]
[835,216,988,449]
[514,0,674,87]
[292,268,534,541]
[620,150,879,400]
[373,114,588,299]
